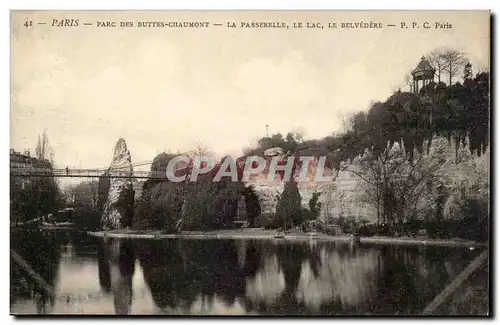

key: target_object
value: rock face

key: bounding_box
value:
[248,138,489,224]
[101,138,135,230]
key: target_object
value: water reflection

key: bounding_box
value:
[246,253,285,305]
[295,246,379,311]
[106,239,135,315]
[11,230,61,314]
[10,232,483,315]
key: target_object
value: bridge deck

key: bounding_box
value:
[10,168,167,179]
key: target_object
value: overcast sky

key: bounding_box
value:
[11,11,490,171]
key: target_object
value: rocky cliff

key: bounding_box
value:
[101,138,135,230]
[249,137,489,224]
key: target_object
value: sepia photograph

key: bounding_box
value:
[9,10,490,316]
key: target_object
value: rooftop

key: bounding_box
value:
[412,56,436,75]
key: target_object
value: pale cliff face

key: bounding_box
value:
[101,138,134,230]
[249,139,489,224]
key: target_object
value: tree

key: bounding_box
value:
[285,132,298,153]
[72,181,99,208]
[12,133,63,222]
[35,130,55,163]
[404,73,413,92]
[427,51,446,84]
[308,191,322,219]
[441,49,467,86]
[463,61,472,81]
[257,132,287,151]
[292,128,306,143]
[244,186,261,227]
[274,179,302,229]
[31,161,62,218]
[348,141,447,233]
[189,142,213,159]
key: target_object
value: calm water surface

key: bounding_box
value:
[10,230,481,315]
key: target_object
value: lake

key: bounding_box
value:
[10,230,483,315]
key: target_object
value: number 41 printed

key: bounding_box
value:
[24,20,33,28]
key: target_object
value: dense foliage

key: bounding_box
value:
[133,155,262,232]
[10,160,63,224]
[252,73,489,165]
[273,180,302,229]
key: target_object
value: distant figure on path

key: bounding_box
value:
[65,167,69,175]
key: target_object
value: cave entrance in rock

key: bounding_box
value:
[236,188,262,228]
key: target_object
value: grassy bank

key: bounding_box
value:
[86,228,486,248]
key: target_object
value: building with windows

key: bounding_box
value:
[10,149,37,169]
[10,149,39,190]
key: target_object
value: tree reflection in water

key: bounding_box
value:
[11,231,483,315]
[10,230,62,314]
[136,239,248,313]
[295,244,379,311]
[127,238,480,315]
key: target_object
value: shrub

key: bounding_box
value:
[182,182,244,230]
[301,207,317,221]
[259,213,274,229]
[133,181,184,232]
[358,222,378,237]
[334,215,366,234]
[458,196,489,241]
[425,195,489,241]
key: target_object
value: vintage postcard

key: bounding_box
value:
[10,10,490,316]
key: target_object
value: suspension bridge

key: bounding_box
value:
[9,160,170,179]
[10,167,165,179]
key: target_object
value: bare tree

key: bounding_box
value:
[242,137,259,156]
[189,142,213,159]
[441,50,467,86]
[63,184,77,204]
[427,51,446,84]
[347,142,447,229]
[35,130,55,163]
[404,73,413,92]
[292,127,306,143]
[338,112,353,133]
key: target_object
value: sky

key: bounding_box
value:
[11,10,490,171]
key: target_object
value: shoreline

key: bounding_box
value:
[86,229,486,248]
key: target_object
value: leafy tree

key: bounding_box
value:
[257,132,287,151]
[139,182,184,231]
[182,182,244,230]
[244,186,261,227]
[285,132,298,153]
[308,191,322,219]
[463,61,472,81]
[11,132,63,223]
[274,179,302,229]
